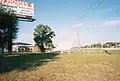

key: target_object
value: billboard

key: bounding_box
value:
[0,0,34,18]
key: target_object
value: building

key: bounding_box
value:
[13,42,41,52]
[18,45,41,52]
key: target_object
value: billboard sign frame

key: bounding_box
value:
[0,0,34,18]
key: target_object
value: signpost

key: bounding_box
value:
[0,0,35,55]
[0,0,35,22]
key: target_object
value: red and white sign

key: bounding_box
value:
[0,0,34,17]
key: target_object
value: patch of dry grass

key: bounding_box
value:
[0,51,120,81]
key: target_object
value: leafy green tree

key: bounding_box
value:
[0,7,19,55]
[33,24,55,52]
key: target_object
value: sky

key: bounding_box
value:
[16,0,120,50]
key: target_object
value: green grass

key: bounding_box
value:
[0,50,120,81]
[107,50,120,55]
[0,52,59,73]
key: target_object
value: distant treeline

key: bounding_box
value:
[81,42,120,48]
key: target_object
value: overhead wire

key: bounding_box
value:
[81,0,105,28]
[72,0,105,48]
[86,0,120,30]
[72,0,98,48]
[78,0,97,27]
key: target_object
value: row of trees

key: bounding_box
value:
[82,42,120,48]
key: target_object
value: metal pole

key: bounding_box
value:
[76,31,81,48]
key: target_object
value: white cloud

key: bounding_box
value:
[70,19,120,46]
[95,8,114,14]
[102,20,120,26]
[54,19,120,50]
[53,42,73,51]
[16,19,120,50]
[17,27,76,50]
[88,19,120,29]
[16,33,35,44]
[53,27,76,50]
[72,23,83,28]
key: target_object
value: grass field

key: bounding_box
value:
[0,50,120,81]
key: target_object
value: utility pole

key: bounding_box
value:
[76,31,81,49]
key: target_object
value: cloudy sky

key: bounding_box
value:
[16,0,120,50]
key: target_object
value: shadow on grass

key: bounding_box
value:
[104,50,111,55]
[104,50,120,55]
[0,52,60,73]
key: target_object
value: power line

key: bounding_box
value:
[79,0,97,26]
[72,0,105,48]
[73,0,97,48]
[86,1,120,30]
[78,0,105,33]
[81,0,105,27]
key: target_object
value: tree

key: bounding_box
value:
[33,24,55,52]
[97,43,102,48]
[0,7,19,55]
